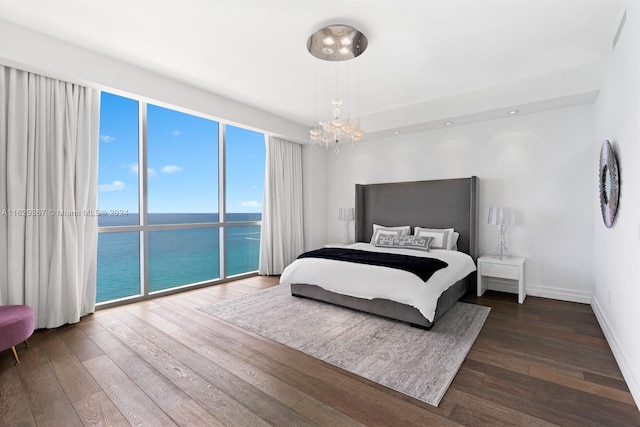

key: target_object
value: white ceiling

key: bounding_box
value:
[0,0,626,136]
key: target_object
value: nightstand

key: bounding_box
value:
[477,255,526,303]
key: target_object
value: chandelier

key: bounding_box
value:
[309,99,364,149]
[307,24,368,152]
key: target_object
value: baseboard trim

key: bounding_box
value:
[485,279,591,304]
[526,284,591,304]
[591,296,640,411]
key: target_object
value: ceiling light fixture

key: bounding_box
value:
[508,109,519,115]
[444,121,453,126]
[307,24,368,152]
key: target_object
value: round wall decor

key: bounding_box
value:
[599,140,619,228]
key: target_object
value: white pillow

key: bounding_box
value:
[414,227,455,250]
[370,224,411,244]
[451,231,460,251]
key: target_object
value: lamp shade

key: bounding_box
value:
[338,207,355,221]
[488,207,516,226]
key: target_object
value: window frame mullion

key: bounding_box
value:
[218,123,227,280]
[139,101,149,298]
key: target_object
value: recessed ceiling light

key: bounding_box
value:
[444,121,453,126]
[508,110,519,115]
[393,130,401,134]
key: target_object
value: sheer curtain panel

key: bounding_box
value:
[0,66,99,328]
[259,137,304,275]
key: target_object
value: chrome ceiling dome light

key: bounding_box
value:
[307,24,368,61]
[307,25,367,152]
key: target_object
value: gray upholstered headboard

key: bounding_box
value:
[355,176,479,260]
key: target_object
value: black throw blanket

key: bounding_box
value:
[297,248,448,282]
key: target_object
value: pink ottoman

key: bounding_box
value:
[0,305,35,364]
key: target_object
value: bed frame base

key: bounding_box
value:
[291,277,470,330]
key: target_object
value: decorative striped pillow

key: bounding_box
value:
[369,224,411,244]
[414,227,454,249]
[374,234,434,251]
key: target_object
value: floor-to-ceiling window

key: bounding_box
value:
[97,92,265,304]
[224,125,265,275]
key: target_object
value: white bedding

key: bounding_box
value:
[279,243,477,322]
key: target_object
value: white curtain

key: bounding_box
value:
[259,136,304,275]
[0,66,99,328]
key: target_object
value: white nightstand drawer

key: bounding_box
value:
[477,255,526,303]
[480,262,519,280]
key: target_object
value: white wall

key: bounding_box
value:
[321,105,595,303]
[592,3,640,408]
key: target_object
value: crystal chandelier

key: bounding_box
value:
[309,99,365,151]
[307,24,368,152]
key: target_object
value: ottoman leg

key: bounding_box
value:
[11,346,20,364]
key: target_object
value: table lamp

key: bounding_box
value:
[488,206,516,260]
[338,207,355,245]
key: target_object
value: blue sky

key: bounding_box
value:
[98,92,265,213]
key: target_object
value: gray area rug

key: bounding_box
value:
[200,284,490,406]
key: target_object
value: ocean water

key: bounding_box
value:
[97,213,261,303]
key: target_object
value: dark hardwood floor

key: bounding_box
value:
[1,276,638,426]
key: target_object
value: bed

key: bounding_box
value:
[280,176,479,329]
